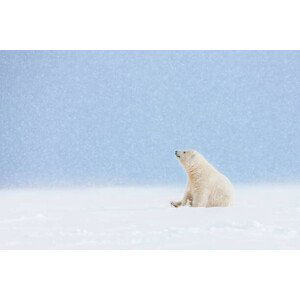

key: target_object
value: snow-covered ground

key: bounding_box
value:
[0,185,299,249]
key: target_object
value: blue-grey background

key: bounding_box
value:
[0,51,299,187]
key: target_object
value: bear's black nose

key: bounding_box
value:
[175,151,178,155]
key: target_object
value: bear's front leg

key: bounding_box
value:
[192,189,209,207]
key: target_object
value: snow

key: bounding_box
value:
[0,184,299,249]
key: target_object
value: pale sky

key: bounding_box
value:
[0,51,299,187]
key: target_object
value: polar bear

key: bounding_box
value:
[171,150,233,208]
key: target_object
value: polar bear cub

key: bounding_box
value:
[171,150,233,208]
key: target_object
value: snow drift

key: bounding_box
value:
[0,185,299,249]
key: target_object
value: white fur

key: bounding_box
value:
[171,150,234,208]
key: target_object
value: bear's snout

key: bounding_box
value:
[175,151,180,158]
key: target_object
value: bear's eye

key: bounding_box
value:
[183,151,186,154]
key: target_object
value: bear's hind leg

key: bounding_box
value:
[170,201,182,208]
[171,185,192,208]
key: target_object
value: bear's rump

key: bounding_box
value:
[207,182,232,207]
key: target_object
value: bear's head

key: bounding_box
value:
[175,150,199,170]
